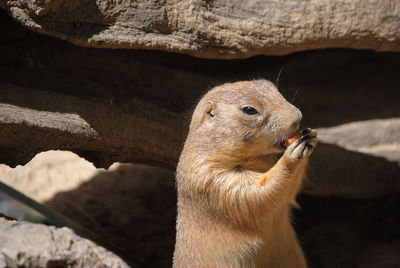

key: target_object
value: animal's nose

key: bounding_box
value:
[291,120,300,131]
[290,109,302,131]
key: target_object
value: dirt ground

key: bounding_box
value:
[1,151,400,268]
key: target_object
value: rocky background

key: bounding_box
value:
[0,0,399,267]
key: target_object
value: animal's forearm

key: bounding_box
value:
[208,158,306,228]
[258,157,306,206]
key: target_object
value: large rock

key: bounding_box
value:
[306,118,400,198]
[294,194,400,268]
[1,0,400,58]
[0,217,131,268]
[0,82,183,168]
[0,159,178,267]
[0,11,399,198]
[318,118,400,164]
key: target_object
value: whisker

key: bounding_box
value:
[291,82,304,103]
[275,66,285,87]
[274,131,289,146]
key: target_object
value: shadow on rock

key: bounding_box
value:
[44,163,177,268]
[42,161,400,268]
[306,143,400,198]
[295,194,400,268]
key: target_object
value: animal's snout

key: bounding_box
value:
[290,108,302,131]
[291,120,300,131]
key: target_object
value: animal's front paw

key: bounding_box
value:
[284,128,317,162]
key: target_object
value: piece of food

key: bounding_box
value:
[259,175,268,186]
[282,132,301,147]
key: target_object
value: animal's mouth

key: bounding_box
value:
[278,128,311,150]
[274,140,288,152]
[275,129,301,150]
[275,141,287,151]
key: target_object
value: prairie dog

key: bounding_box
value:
[174,80,317,268]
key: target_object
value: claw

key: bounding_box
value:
[299,135,312,142]
[300,128,311,136]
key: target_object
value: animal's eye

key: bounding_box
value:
[242,106,259,115]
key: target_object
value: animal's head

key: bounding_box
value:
[187,80,302,166]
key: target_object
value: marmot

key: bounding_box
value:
[174,80,317,268]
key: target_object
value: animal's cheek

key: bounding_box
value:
[267,121,289,136]
[241,131,267,146]
[241,132,257,143]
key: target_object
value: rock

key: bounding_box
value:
[0,217,132,268]
[0,151,98,203]
[0,159,177,267]
[0,83,183,168]
[318,118,400,162]
[295,194,400,268]
[0,11,399,198]
[304,118,400,198]
[317,118,400,164]
[1,0,400,58]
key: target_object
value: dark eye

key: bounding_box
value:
[242,106,259,115]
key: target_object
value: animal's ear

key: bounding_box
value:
[205,101,218,118]
[192,101,218,129]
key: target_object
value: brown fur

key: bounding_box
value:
[174,80,317,268]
